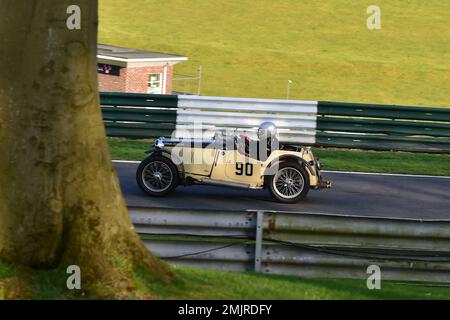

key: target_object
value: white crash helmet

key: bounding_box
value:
[257,122,277,139]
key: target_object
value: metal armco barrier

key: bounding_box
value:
[317,101,450,153]
[130,207,450,283]
[101,92,450,153]
[101,93,178,139]
[176,95,317,144]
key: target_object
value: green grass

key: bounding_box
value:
[108,138,153,161]
[99,0,450,108]
[0,262,16,279]
[315,148,450,176]
[1,262,449,300]
[31,267,81,300]
[136,266,450,300]
[108,138,450,176]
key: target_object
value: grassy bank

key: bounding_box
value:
[142,267,450,300]
[108,138,450,176]
[99,0,450,108]
[1,262,449,300]
[315,148,450,176]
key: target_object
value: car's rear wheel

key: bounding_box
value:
[268,161,310,203]
[136,155,178,197]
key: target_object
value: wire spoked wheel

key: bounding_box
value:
[143,161,173,192]
[136,155,178,196]
[268,161,310,203]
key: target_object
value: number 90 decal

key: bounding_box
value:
[236,162,253,176]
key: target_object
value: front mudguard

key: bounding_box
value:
[144,148,185,182]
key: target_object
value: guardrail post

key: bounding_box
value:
[254,210,264,273]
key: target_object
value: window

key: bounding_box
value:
[147,73,163,94]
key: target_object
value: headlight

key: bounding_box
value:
[155,138,165,149]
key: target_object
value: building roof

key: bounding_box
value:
[97,44,188,64]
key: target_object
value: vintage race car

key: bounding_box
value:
[136,124,331,203]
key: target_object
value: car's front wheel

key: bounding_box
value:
[268,161,310,203]
[136,155,178,197]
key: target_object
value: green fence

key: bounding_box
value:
[101,92,178,139]
[100,92,450,153]
[316,101,450,153]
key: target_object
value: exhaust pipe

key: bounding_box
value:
[318,179,332,189]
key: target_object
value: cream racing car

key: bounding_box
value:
[136,122,331,203]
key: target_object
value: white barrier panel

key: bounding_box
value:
[176,95,319,144]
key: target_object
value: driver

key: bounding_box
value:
[257,122,278,160]
[237,122,278,161]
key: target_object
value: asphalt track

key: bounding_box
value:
[115,162,450,220]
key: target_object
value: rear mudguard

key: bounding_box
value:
[264,154,316,177]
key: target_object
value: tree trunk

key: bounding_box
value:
[0,0,172,297]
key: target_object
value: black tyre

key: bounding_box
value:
[136,155,179,197]
[268,161,310,203]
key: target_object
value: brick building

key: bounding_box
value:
[97,44,187,94]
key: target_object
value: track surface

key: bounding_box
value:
[115,162,450,220]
